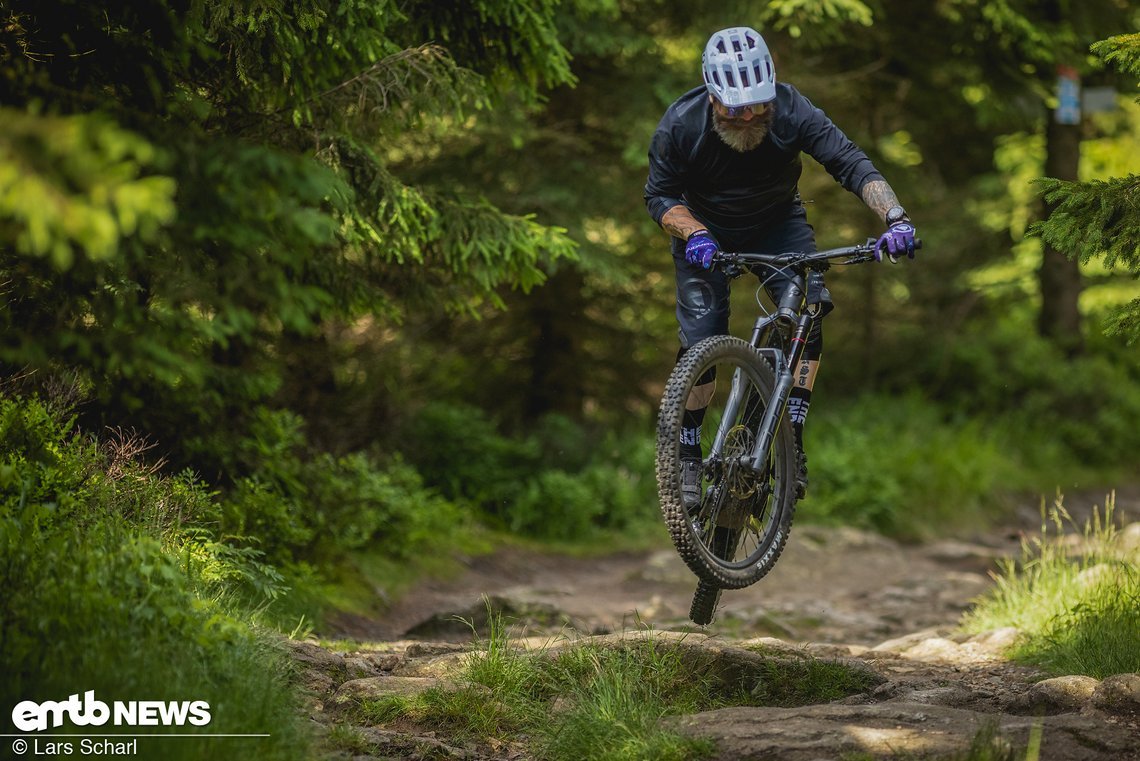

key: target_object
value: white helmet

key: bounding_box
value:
[702,27,776,107]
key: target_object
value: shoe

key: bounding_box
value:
[680,457,702,513]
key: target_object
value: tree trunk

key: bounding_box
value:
[1038,115,1084,354]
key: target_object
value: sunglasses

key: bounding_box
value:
[713,99,769,118]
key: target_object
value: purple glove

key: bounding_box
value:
[875,222,917,263]
[685,230,718,269]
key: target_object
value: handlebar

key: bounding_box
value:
[713,238,923,276]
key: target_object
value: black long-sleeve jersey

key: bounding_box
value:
[644,83,884,245]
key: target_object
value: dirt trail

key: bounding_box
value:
[329,525,1007,646]
[299,489,1140,760]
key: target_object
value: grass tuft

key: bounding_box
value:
[962,493,1140,678]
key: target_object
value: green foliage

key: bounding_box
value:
[0,0,579,472]
[0,395,307,757]
[903,319,1140,465]
[0,109,175,269]
[220,408,467,564]
[962,494,1140,678]
[801,394,1014,539]
[759,0,874,42]
[403,403,658,540]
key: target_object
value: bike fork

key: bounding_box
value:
[742,313,814,472]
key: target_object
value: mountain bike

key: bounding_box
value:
[655,238,919,625]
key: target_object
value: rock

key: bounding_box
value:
[965,627,1021,655]
[332,675,443,704]
[1118,522,1140,553]
[392,652,471,679]
[670,701,1140,761]
[283,639,347,673]
[1075,564,1116,588]
[900,637,966,664]
[281,639,348,693]
[298,670,338,695]
[364,652,402,671]
[1092,673,1140,714]
[898,684,976,708]
[402,595,575,640]
[344,656,382,679]
[1009,675,1100,714]
[871,627,952,653]
[801,642,870,659]
[405,642,470,658]
[926,540,1006,564]
[633,550,692,584]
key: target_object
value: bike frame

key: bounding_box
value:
[706,243,877,475]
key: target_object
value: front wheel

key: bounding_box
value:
[656,335,797,588]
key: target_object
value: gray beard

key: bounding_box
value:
[712,114,771,152]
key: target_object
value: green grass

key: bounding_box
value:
[355,606,881,760]
[961,493,1140,678]
[326,724,372,755]
[742,646,882,706]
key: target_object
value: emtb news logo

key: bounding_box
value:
[11,691,211,732]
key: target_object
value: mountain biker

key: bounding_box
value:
[645,26,917,508]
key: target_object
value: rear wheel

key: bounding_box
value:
[656,336,797,588]
[689,580,721,625]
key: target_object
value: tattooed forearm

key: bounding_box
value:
[661,205,708,240]
[860,180,906,223]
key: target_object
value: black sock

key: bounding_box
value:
[787,387,811,452]
[681,407,706,459]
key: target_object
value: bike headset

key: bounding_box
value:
[702,26,777,117]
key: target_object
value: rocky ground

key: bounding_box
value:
[287,492,1140,760]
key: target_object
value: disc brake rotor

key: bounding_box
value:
[722,425,758,499]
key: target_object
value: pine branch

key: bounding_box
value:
[1030,175,1140,272]
[1091,33,1140,81]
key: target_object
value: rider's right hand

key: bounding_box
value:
[685,229,718,269]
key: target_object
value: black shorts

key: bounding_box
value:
[671,206,832,349]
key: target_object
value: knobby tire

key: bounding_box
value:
[689,580,722,625]
[656,335,797,588]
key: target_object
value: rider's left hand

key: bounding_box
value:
[875,222,917,263]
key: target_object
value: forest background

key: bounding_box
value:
[1,0,1138,754]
